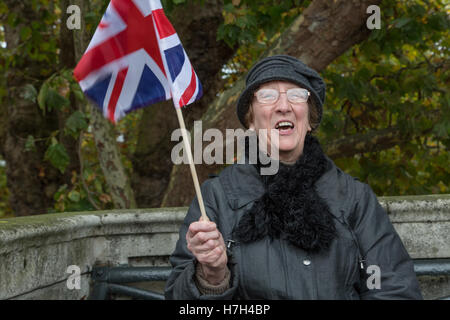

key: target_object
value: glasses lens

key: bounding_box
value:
[255,89,278,104]
[255,88,310,104]
[287,88,309,103]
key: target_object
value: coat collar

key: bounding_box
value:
[218,155,350,222]
[219,163,265,210]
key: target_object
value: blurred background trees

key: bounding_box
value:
[0,0,448,217]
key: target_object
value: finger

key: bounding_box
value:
[188,221,217,236]
[190,230,220,247]
[197,247,222,265]
[191,238,221,254]
[187,229,220,254]
[187,221,214,241]
[188,221,219,240]
[197,246,226,266]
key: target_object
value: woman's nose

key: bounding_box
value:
[275,92,291,113]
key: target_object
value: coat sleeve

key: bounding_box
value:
[164,180,239,300]
[352,183,423,299]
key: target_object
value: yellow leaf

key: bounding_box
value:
[349,108,363,118]
[99,194,112,204]
[58,79,70,97]
[38,167,46,178]
[224,12,235,25]
[71,171,77,184]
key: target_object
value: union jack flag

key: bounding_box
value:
[74,0,203,123]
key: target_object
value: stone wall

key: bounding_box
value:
[0,194,449,300]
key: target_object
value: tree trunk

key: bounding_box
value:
[131,0,234,208]
[59,0,81,186]
[161,0,382,207]
[72,0,136,209]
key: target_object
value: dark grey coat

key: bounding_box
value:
[164,157,423,300]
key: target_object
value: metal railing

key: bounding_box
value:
[88,259,450,300]
[89,266,171,300]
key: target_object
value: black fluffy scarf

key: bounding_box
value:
[234,134,337,253]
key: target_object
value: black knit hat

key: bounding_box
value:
[236,55,326,129]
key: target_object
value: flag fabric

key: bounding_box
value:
[73,0,203,123]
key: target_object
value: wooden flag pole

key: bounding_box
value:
[174,106,209,221]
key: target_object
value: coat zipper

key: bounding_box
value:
[342,219,366,271]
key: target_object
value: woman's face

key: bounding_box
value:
[249,81,312,163]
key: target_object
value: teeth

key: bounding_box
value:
[276,121,293,129]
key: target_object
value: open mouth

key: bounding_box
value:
[275,121,294,131]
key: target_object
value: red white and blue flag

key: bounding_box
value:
[74,0,202,123]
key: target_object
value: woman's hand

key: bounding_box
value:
[186,217,228,285]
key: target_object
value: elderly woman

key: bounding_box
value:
[164,55,423,299]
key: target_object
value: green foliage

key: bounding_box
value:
[218,0,310,89]
[21,84,38,103]
[0,0,448,217]
[320,0,449,196]
[34,69,88,176]
[37,70,76,113]
[44,138,70,173]
[0,1,59,78]
[52,177,104,213]
[25,135,37,152]
[116,109,141,166]
[0,0,118,215]
[50,134,115,213]
[65,111,89,138]
[0,157,12,218]
[44,87,70,112]
[217,0,309,48]
[37,82,49,110]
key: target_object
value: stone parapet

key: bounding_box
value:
[0,194,449,300]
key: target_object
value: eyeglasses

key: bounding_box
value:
[254,88,310,104]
